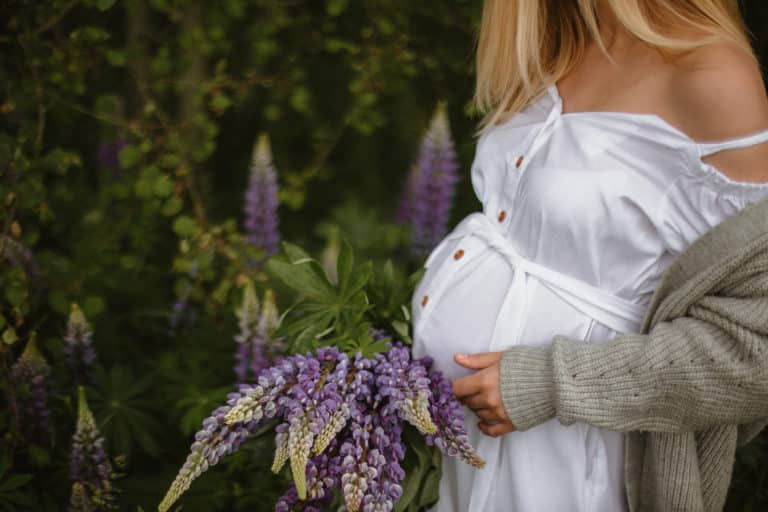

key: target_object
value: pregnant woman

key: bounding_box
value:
[410,1,768,511]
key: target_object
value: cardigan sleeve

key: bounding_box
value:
[498,286,768,433]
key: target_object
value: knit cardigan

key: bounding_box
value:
[498,194,768,512]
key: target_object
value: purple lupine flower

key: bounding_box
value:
[96,137,129,178]
[11,332,51,446]
[159,362,299,512]
[244,133,280,260]
[69,386,116,511]
[279,346,347,499]
[167,261,198,337]
[339,403,374,512]
[395,102,460,257]
[0,234,40,281]
[423,363,485,469]
[64,303,97,384]
[374,343,436,436]
[234,284,283,383]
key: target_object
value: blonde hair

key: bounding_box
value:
[472,0,756,136]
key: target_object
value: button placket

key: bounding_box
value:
[513,101,562,177]
[495,95,563,224]
[414,236,482,333]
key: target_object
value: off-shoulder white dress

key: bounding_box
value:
[411,84,768,512]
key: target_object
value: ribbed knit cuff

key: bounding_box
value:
[499,346,557,431]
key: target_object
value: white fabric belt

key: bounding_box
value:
[423,212,647,347]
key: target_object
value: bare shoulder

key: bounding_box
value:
[669,39,768,183]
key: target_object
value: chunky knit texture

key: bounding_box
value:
[498,195,768,512]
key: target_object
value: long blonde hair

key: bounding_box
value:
[472,0,756,136]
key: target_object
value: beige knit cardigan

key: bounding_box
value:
[498,194,768,511]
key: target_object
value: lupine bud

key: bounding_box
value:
[69,386,116,510]
[244,133,280,260]
[234,284,283,383]
[234,281,261,383]
[68,482,95,512]
[272,422,290,473]
[64,303,96,384]
[288,413,315,500]
[395,102,460,257]
[11,332,51,445]
[313,402,350,455]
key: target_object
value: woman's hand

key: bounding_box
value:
[452,352,517,437]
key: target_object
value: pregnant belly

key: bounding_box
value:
[411,236,600,382]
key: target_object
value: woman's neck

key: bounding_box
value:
[594,2,636,53]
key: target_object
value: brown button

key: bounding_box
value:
[453,249,464,260]
[497,210,507,222]
[421,295,429,306]
[515,155,524,168]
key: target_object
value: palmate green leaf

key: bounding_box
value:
[0,457,34,511]
[340,260,373,303]
[0,473,32,492]
[266,244,335,301]
[89,365,163,458]
[336,236,354,295]
[271,307,335,342]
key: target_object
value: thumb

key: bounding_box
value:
[454,351,502,370]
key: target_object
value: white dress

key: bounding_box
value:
[410,84,768,512]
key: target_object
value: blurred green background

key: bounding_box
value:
[1,1,767,510]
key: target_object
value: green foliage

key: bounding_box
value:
[266,237,386,356]
[87,365,163,459]
[0,454,34,511]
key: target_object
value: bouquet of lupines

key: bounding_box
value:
[159,240,484,512]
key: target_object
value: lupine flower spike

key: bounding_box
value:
[159,362,297,512]
[234,281,261,383]
[244,133,280,261]
[11,332,52,446]
[64,303,96,384]
[69,386,116,511]
[395,101,460,257]
[234,283,282,383]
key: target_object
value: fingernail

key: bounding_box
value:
[455,353,467,359]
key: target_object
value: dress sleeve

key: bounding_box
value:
[655,163,768,255]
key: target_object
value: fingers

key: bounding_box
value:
[473,408,498,421]
[452,374,482,398]
[463,393,490,410]
[454,351,503,370]
[477,420,516,437]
